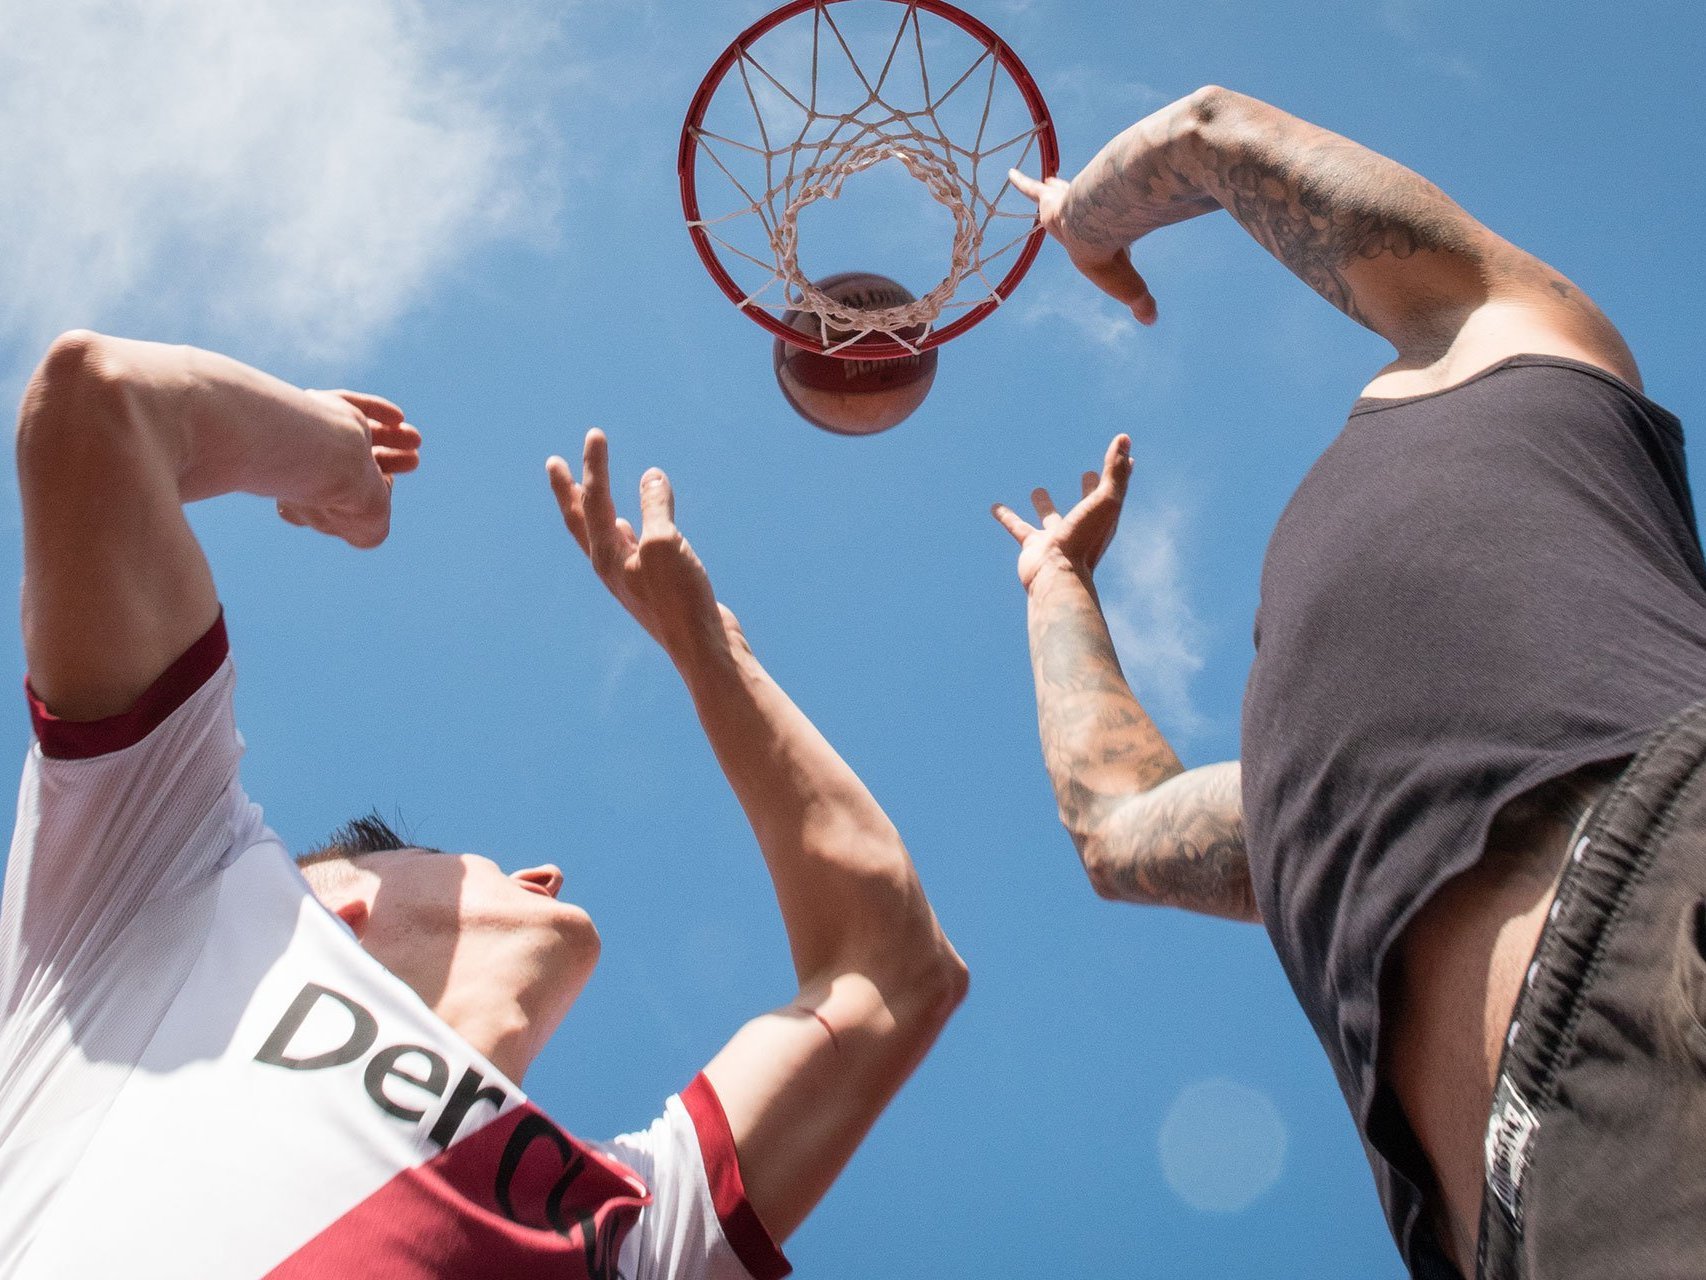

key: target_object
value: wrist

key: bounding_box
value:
[1062,88,1226,252]
[1025,550,1097,598]
[663,609,745,689]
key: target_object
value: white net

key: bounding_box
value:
[683,0,1053,355]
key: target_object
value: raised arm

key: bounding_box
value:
[1012,86,1638,390]
[17,331,419,720]
[547,432,967,1242]
[993,435,1257,924]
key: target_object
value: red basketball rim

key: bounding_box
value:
[678,0,1060,361]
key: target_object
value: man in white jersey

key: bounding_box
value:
[0,332,968,1278]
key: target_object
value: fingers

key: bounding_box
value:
[1007,168,1068,204]
[579,429,621,565]
[369,419,421,449]
[1030,486,1062,526]
[1007,167,1043,203]
[1078,251,1158,326]
[1102,433,1133,500]
[1081,470,1098,499]
[637,467,676,541]
[990,502,1037,545]
[374,447,419,476]
[545,455,591,555]
[335,391,406,425]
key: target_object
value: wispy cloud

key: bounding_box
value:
[1380,0,1480,83]
[595,632,651,722]
[1019,295,1139,350]
[1043,63,1169,127]
[1103,499,1208,741]
[0,0,565,369]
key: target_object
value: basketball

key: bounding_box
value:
[773,273,940,436]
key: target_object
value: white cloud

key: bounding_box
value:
[1380,0,1480,83]
[0,0,564,368]
[1020,295,1138,349]
[1103,499,1208,741]
[1044,63,1168,128]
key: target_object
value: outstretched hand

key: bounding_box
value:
[547,430,733,661]
[992,434,1133,591]
[1008,169,1158,325]
[276,390,420,549]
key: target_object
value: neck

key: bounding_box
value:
[433,989,555,1082]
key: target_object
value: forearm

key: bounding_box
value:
[1024,561,1257,921]
[76,334,368,506]
[1061,87,1513,352]
[1025,560,1183,844]
[18,332,379,718]
[676,632,961,1004]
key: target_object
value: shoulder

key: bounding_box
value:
[1362,252,1640,400]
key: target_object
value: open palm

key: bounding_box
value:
[992,434,1133,590]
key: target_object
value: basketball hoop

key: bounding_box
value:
[679,0,1059,361]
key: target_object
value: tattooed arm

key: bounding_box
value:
[994,436,1259,923]
[1011,86,1639,391]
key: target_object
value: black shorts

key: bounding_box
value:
[1479,700,1706,1279]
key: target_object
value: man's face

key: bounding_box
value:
[346,847,603,1039]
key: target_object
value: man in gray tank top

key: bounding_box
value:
[996,87,1706,1280]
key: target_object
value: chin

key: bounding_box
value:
[547,905,601,999]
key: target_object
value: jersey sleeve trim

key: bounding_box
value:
[680,1073,791,1280]
[26,610,230,759]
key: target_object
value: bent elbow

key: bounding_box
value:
[890,941,970,1043]
[1082,842,1137,903]
[1079,829,1165,907]
[1073,825,1129,902]
[17,331,127,460]
[30,330,113,404]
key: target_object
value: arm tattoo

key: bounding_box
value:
[1094,764,1256,922]
[1061,89,1479,347]
[1027,575,1256,923]
[1207,136,1471,332]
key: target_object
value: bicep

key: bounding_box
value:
[1201,94,1638,382]
[17,333,219,720]
[1083,760,1258,922]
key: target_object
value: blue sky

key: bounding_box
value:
[2,0,1702,1274]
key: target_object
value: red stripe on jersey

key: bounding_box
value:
[264,1103,647,1279]
[27,610,230,759]
[681,1074,792,1280]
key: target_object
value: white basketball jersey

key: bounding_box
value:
[0,618,788,1280]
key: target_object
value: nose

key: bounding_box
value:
[513,864,564,898]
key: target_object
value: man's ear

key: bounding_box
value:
[331,897,370,939]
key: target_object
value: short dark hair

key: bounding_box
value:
[297,811,409,869]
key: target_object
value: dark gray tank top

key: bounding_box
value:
[1241,355,1706,1271]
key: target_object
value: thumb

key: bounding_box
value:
[1007,167,1043,203]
